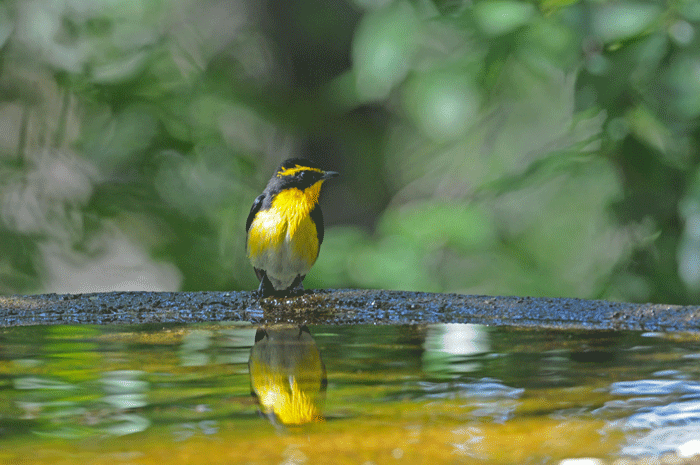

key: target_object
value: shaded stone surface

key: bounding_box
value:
[1,289,699,331]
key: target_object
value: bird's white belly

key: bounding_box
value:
[248,209,318,290]
[252,235,312,290]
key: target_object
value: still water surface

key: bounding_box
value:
[1,323,700,464]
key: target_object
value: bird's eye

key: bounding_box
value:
[298,171,309,181]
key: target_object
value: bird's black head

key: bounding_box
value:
[271,158,338,190]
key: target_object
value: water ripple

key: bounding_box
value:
[625,399,700,429]
[606,378,700,456]
[419,377,524,399]
[610,379,700,396]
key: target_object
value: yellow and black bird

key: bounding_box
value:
[246,158,338,297]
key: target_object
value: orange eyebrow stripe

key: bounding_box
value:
[277,165,324,177]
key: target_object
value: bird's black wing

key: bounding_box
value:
[310,204,324,246]
[246,194,266,233]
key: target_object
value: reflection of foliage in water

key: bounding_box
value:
[0,0,699,302]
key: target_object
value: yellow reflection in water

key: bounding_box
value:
[248,325,326,425]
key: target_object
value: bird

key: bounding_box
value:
[246,158,338,297]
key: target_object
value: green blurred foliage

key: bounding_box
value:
[0,0,699,303]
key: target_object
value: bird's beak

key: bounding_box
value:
[322,171,339,180]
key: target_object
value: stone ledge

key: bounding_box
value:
[1,289,699,332]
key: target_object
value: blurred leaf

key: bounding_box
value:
[379,202,495,251]
[402,69,481,141]
[632,33,668,80]
[666,53,700,118]
[592,3,662,43]
[472,1,536,37]
[82,106,159,173]
[431,0,469,17]
[306,226,370,289]
[153,145,238,219]
[520,17,577,70]
[626,104,672,156]
[668,19,694,46]
[349,234,438,291]
[352,0,419,101]
[91,50,150,84]
[678,169,700,293]
[679,0,700,22]
[540,0,578,14]
[0,3,13,49]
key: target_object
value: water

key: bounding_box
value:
[1,323,700,464]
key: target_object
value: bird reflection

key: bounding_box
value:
[248,325,326,426]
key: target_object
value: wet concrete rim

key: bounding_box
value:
[0,289,699,332]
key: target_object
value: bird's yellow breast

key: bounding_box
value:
[247,183,323,283]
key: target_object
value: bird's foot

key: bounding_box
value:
[254,274,308,299]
